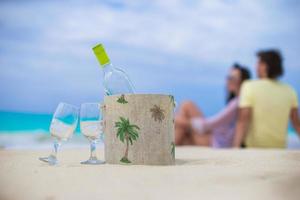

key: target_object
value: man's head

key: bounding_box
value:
[256,50,284,79]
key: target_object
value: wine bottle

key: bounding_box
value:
[93,44,135,95]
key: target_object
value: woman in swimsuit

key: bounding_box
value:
[175,64,251,148]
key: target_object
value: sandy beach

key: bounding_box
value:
[0,146,300,200]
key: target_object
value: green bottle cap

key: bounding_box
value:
[92,44,110,67]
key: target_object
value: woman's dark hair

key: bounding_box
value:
[226,63,251,103]
[256,49,284,79]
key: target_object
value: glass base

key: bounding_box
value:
[39,155,58,165]
[80,157,105,165]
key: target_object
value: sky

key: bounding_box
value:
[0,0,300,116]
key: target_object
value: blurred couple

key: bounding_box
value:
[175,49,300,148]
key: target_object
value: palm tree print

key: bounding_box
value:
[169,95,176,124]
[169,95,176,108]
[117,94,128,104]
[171,142,175,158]
[115,117,140,163]
[150,105,165,123]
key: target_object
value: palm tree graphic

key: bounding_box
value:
[150,105,165,123]
[169,95,176,108]
[117,94,128,104]
[115,117,140,163]
[171,142,175,158]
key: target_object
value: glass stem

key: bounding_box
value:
[51,140,61,159]
[90,140,97,159]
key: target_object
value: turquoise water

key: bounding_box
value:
[0,111,52,132]
[0,111,299,149]
[0,111,83,133]
[0,110,297,134]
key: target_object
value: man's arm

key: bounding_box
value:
[233,108,252,147]
[290,108,300,136]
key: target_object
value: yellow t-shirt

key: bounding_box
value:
[239,79,298,148]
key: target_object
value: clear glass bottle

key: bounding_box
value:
[93,44,135,95]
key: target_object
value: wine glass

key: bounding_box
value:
[39,103,79,165]
[80,103,105,165]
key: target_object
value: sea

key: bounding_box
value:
[0,111,299,149]
[0,111,91,149]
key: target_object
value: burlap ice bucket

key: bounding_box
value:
[103,94,175,165]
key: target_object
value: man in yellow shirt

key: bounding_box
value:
[233,50,300,148]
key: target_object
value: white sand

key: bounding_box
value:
[0,147,300,200]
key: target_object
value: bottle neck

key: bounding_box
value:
[102,62,114,73]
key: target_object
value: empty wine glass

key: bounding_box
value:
[39,103,79,165]
[80,103,105,165]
